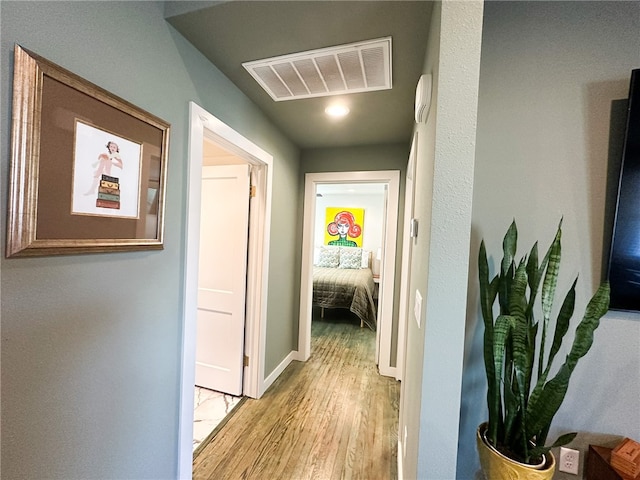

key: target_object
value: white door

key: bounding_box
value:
[195,164,250,396]
[396,134,418,381]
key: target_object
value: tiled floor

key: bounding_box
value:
[193,386,243,452]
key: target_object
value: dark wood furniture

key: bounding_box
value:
[587,445,624,480]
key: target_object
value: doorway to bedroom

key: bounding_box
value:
[313,182,386,320]
[180,102,274,479]
[298,171,400,379]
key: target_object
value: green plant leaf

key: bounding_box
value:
[479,241,499,329]
[479,240,501,444]
[548,278,577,365]
[503,371,518,445]
[530,431,578,462]
[501,221,518,276]
[527,432,576,462]
[490,314,515,443]
[498,222,517,316]
[529,278,577,409]
[478,220,609,464]
[526,364,572,442]
[565,283,610,370]
[539,224,562,377]
[509,261,529,318]
[541,280,577,389]
[508,262,535,460]
[526,283,610,440]
[551,432,578,448]
[541,222,563,326]
[510,314,530,456]
[525,242,540,315]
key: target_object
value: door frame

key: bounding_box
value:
[298,170,400,377]
[178,102,273,479]
[396,132,418,382]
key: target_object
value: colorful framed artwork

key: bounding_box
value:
[6,45,170,257]
[324,207,364,247]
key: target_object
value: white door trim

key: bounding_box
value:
[298,170,400,378]
[178,101,273,480]
[396,133,418,381]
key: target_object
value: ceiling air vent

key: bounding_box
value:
[242,37,392,102]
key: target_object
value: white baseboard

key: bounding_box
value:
[398,440,405,480]
[261,350,296,396]
[379,364,397,379]
[293,349,307,362]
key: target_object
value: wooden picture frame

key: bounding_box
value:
[6,45,170,257]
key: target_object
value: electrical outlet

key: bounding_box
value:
[559,447,580,475]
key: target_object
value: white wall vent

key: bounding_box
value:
[242,37,392,101]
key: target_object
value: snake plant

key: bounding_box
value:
[479,220,610,465]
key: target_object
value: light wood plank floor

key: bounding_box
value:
[193,311,400,480]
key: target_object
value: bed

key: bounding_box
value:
[312,246,377,330]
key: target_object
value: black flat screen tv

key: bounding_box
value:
[608,68,640,312]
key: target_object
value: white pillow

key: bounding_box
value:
[317,245,340,267]
[339,247,363,269]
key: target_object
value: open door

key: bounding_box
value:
[180,103,274,479]
[195,164,251,396]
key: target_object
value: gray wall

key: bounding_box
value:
[0,2,300,479]
[458,2,640,479]
[400,2,484,478]
[301,143,408,366]
[399,6,441,477]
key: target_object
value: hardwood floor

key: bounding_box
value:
[193,311,400,479]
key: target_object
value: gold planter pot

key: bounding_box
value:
[476,423,556,480]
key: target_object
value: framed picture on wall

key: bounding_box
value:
[6,45,170,257]
[324,207,365,247]
[70,121,143,219]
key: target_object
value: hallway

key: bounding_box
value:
[193,311,400,479]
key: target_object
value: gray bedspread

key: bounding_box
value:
[312,267,377,331]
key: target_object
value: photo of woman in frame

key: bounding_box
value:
[71,120,142,219]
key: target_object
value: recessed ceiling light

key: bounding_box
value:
[325,105,350,118]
